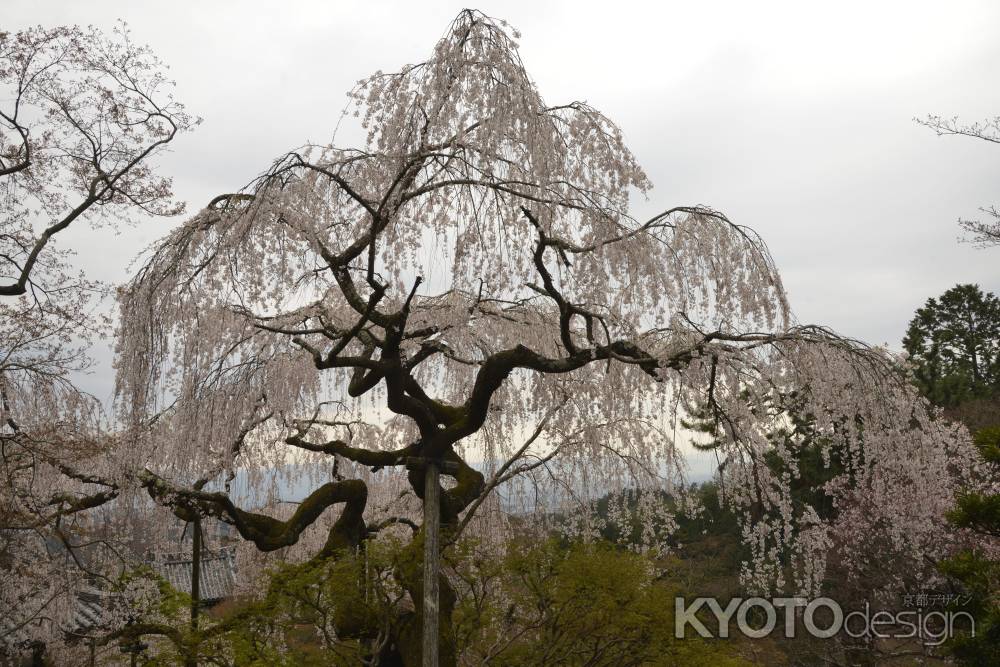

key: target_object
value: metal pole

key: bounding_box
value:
[422,461,440,667]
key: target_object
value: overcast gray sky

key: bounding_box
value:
[6,0,1000,403]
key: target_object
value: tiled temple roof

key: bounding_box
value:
[152,548,237,603]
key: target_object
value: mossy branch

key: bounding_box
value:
[140,470,368,553]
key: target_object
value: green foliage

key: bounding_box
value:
[973,425,1000,463]
[937,550,1000,666]
[106,566,199,666]
[903,284,1000,407]
[218,540,405,665]
[674,481,740,541]
[948,493,1000,536]
[938,426,1000,666]
[454,538,751,666]
[168,535,755,666]
[224,560,364,665]
[685,389,850,523]
[119,564,192,620]
[949,426,1000,536]
[760,394,849,523]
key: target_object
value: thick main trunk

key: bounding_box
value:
[395,574,458,666]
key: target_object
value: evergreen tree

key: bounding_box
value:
[903,284,1000,407]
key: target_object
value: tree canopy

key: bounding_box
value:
[903,283,1000,407]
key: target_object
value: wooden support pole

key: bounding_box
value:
[422,460,440,667]
[406,455,458,666]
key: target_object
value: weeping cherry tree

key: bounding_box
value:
[108,10,981,665]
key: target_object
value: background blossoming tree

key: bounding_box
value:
[918,113,1000,247]
[0,23,193,659]
[51,9,978,665]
